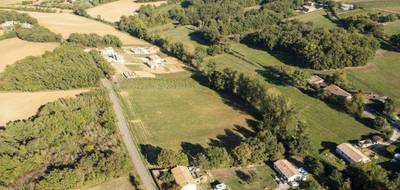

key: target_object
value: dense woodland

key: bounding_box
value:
[0,43,114,91]
[0,91,131,190]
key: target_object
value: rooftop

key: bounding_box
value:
[274,159,300,179]
[337,143,369,163]
[171,166,194,187]
[325,85,352,98]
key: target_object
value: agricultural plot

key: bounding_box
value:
[383,20,400,36]
[290,9,338,29]
[87,0,167,23]
[346,50,400,108]
[0,89,87,126]
[117,72,254,150]
[208,43,375,149]
[0,38,58,72]
[24,11,147,45]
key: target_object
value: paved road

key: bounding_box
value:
[102,79,158,190]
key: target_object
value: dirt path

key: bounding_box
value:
[0,89,88,126]
[101,79,158,190]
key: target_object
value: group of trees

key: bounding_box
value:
[341,14,385,38]
[67,33,122,47]
[0,43,114,91]
[246,20,380,69]
[0,10,37,24]
[0,91,131,190]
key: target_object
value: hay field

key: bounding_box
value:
[24,12,148,45]
[87,0,167,22]
[0,89,88,126]
[0,38,58,72]
[79,177,134,190]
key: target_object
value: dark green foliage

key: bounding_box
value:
[73,7,89,17]
[67,33,122,47]
[390,34,400,50]
[342,15,384,37]
[15,25,62,42]
[0,43,114,91]
[205,147,233,168]
[156,148,189,168]
[0,10,37,24]
[373,116,389,131]
[0,91,131,189]
[287,121,312,155]
[345,93,365,118]
[246,21,380,69]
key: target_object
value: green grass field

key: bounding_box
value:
[207,43,375,149]
[116,72,253,150]
[209,165,277,190]
[290,9,338,29]
[384,20,400,36]
[346,50,400,107]
[156,26,208,52]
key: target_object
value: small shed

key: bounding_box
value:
[340,3,354,10]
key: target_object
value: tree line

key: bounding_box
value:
[0,91,132,190]
[0,43,114,91]
[67,33,122,47]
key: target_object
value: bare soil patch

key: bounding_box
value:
[0,38,58,72]
[0,89,88,126]
[87,0,167,23]
[24,11,148,45]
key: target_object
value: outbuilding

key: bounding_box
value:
[171,166,197,190]
[336,143,370,164]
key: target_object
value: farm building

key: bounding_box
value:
[130,47,158,55]
[307,75,325,85]
[101,47,124,63]
[336,143,370,164]
[325,85,352,102]
[273,159,302,183]
[340,3,354,11]
[171,166,197,190]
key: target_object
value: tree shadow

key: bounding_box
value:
[140,144,162,165]
[320,141,338,153]
[235,170,251,183]
[209,129,244,151]
[189,30,212,46]
[181,142,205,163]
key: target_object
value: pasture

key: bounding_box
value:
[290,9,338,29]
[24,12,148,45]
[346,50,400,108]
[0,89,87,126]
[87,0,167,23]
[116,72,254,150]
[0,38,58,72]
[156,26,209,52]
[208,43,375,149]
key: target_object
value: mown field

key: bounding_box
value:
[24,11,147,45]
[0,38,58,72]
[156,26,208,52]
[0,89,87,126]
[87,0,167,23]
[116,72,254,150]
[207,43,375,149]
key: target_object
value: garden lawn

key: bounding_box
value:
[207,43,375,149]
[116,72,253,150]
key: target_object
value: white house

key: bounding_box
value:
[171,166,197,190]
[273,159,302,182]
[336,143,370,164]
[340,3,354,11]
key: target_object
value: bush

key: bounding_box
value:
[15,25,62,42]
[156,148,189,168]
[67,33,122,47]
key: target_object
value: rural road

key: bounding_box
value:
[102,79,158,190]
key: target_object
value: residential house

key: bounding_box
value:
[340,3,354,11]
[336,143,370,164]
[325,84,352,102]
[273,159,302,182]
[171,166,197,190]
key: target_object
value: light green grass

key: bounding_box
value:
[384,20,400,36]
[207,43,375,149]
[346,50,400,108]
[116,72,253,150]
[290,9,338,29]
[210,165,277,190]
[156,26,208,52]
